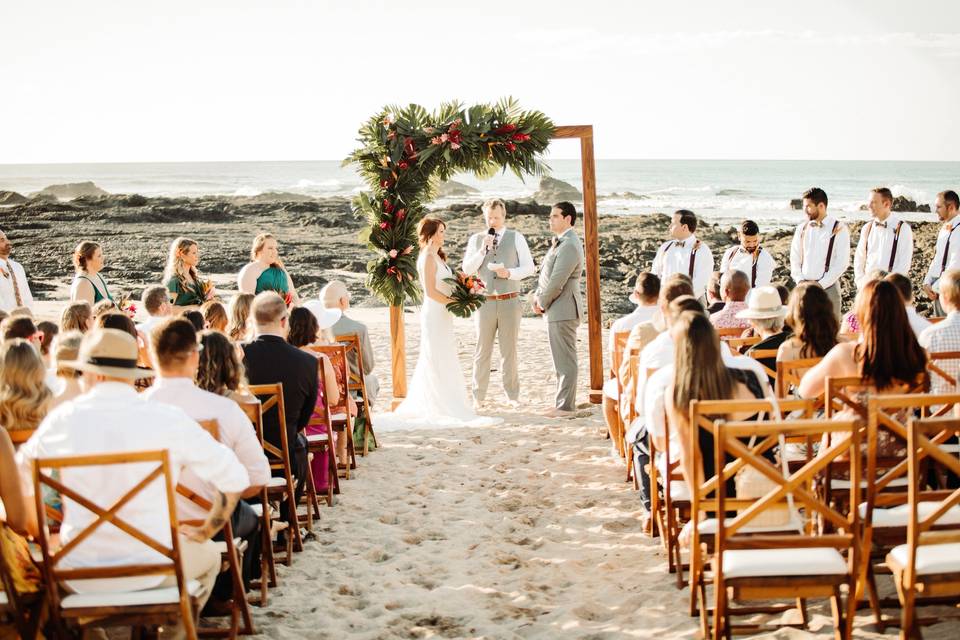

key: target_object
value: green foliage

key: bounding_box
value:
[345,98,555,306]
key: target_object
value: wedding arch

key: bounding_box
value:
[347,98,603,406]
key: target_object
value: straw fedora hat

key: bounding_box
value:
[735,286,786,320]
[303,299,342,330]
[62,328,155,379]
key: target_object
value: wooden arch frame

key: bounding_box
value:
[390,124,603,406]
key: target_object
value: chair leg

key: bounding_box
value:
[866,561,884,630]
[829,587,843,640]
[796,597,809,629]
[325,443,338,505]
[712,579,725,640]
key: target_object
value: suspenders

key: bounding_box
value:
[799,220,841,279]
[941,222,960,274]
[863,219,905,272]
[724,246,761,287]
[688,239,701,278]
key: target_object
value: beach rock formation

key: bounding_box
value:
[436,180,479,197]
[33,181,109,200]
[0,191,29,205]
[891,195,926,213]
[533,176,582,203]
[790,198,802,210]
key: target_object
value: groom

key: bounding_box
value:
[462,198,536,408]
[534,201,584,417]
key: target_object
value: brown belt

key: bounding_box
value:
[486,292,519,301]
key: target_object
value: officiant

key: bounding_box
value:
[462,198,536,409]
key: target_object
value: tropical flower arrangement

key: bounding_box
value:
[201,278,216,301]
[346,98,554,306]
[115,294,138,320]
[444,271,486,319]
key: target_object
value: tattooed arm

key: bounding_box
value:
[180,490,241,542]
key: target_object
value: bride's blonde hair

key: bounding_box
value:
[417,217,447,262]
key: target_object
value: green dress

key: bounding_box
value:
[166,275,206,306]
[255,266,289,295]
[74,273,113,303]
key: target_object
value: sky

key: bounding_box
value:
[2,0,959,164]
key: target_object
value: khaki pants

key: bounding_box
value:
[159,537,220,639]
[823,283,842,322]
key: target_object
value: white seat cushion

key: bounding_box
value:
[722,547,848,579]
[699,516,803,535]
[61,579,202,608]
[330,413,348,422]
[0,590,8,606]
[888,543,960,575]
[306,433,329,443]
[267,477,287,488]
[602,377,619,400]
[831,476,908,490]
[859,501,960,528]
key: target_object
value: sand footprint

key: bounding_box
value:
[601,518,639,533]
[572,602,615,622]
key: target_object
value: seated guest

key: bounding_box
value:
[98,311,138,339]
[181,309,205,332]
[322,280,379,405]
[136,285,173,335]
[0,427,41,592]
[602,272,660,455]
[201,300,228,332]
[705,271,724,314]
[49,331,84,409]
[227,293,255,342]
[144,318,269,599]
[841,269,886,334]
[0,339,52,432]
[919,269,960,393]
[885,272,931,336]
[60,301,93,333]
[737,286,791,384]
[16,328,247,630]
[242,293,318,518]
[709,269,750,330]
[238,233,300,304]
[777,282,839,365]
[36,321,58,367]
[69,240,114,304]
[1,316,42,352]
[197,330,253,403]
[91,298,118,319]
[164,237,214,310]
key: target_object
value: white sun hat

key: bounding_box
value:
[303,299,342,329]
[735,285,786,320]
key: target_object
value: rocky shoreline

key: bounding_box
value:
[0,185,945,321]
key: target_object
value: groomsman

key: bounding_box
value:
[923,190,960,316]
[719,220,776,289]
[650,210,714,302]
[462,198,535,407]
[789,187,850,320]
[0,229,34,313]
[853,187,913,290]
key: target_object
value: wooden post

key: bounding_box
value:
[389,304,407,409]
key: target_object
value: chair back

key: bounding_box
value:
[625,354,641,425]
[717,327,745,341]
[927,350,960,392]
[306,358,334,431]
[727,335,761,352]
[307,345,349,415]
[31,450,195,637]
[610,330,631,376]
[746,349,778,380]
[6,428,34,448]
[775,356,823,398]
[331,334,364,393]
[247,383,290,474]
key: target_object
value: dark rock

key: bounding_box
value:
[600,191,648,201]
[533,176,582,203]
[232,191,316,205]
[33,181,108,200]
[790,198,802,210]
[0,191,28,205]
[30,193,59,203]
[891,195,926,213]
[436,180,479,197]
[918,203,931,213]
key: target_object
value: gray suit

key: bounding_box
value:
[535,227,584,411]
[331,314,379,404]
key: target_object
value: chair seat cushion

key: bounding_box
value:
[722,547,848,579]
[698,516,803,535]
[267,477,287,488]
[888,543,960,576]
[306,433,329,443]
[831,476,908,490]
[0,590,8,606]
[61,579,202,608]
[859,501,960,528]
[330,413,348,422]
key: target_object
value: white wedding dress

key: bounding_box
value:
[375,253,503,431]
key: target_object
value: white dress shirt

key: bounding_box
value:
[144,377,270,522]
[906,306,931,337]
[135,314,170,337]
[609,304,658,354]
[719,246,776,288]
[853,214,913,288]
[789,215,851,289]
[919,311,960,393]
[17,382,249,592]
[651,235,714,299]
[924,217,960,292]
[0,257,33,312]
[461,228,535,280]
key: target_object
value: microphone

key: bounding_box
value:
[485,227,496,254]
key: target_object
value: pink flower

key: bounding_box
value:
[450,143,461,150]
[389,249,398,258]
[440,133,449,143]
[431,136,443,145]
[380,222,390,230]
[402,245,413,255]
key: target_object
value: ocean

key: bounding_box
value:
[1,159,956,229]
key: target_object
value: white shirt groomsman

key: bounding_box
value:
[789,187,850,320]
[651,210,714,300]
[923,190,960,316]
[719,219,776,289]
[0,229,34,313]
[853,187,913,289]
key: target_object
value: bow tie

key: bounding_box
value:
[875,221,888,229]
[809,221,823,228]
[672,240,686,249]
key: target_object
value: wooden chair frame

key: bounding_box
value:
[623,354,642,488]
[31,450,200,639]
[927,350,960,391]
[716,327,746,341]
[334,333,379,456]
[775,356,823,398]
[746,349,779,381]
[709,418,861,640]
[305,357,340,507]
[726,336,762,352]
[307,345,357,478]
[608,330,631,462]
[0,521,46,639]
[236,399,276,606]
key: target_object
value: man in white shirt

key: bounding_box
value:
[853,187,913,290]
[923,190,960,316]
[17,328,248,637]
[651,210,714,302]
[789,187,850,321]
[919,270,960,394]
[144,318,270,599]
[719,220,775,289]
[136,285,174,336]
[0,229,34,313]
[462,198,536,407]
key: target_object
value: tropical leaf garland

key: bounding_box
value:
[345,98,555,306]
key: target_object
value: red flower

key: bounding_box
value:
[383,199,394,214]
[494,123,517,135]
[447,128,462,145]
[398,161,409,170]
[396,208,406,220]
[506,142,517,152]
[386,266,397,274]
[380,221,390,230]
[380,179,391,189]
[403,137,417,158]
[511,133,531,142]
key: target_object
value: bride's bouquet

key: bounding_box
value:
[444,271,486,318]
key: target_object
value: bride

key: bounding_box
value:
[376,217,502,431]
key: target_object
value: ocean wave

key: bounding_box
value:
[232,186,263,197]
[293,178,346,191]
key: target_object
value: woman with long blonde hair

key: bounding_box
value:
[163,237,213,309]
[226,293,255,342]
[0,339,53,432]
[236,233,299,304]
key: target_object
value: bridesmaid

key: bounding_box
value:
[164,237,214,310]
[237,233,299,304]
[69,241,113,304]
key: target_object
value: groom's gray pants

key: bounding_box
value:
[547,319,579,411]
[472,297,522,402]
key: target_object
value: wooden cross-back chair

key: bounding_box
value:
[307,345,357,478]
[887,416,960,637]
[305,357,340,507]
[746,349,779,381]
[0,521,45,639]
[31,450,202,640]
[245,384,302,562]
[716,327,746,341]
[775,356,824,398]
[334,333,379,456]
[726,335,762,352]
[175,419,253,638]
[679,397,819,616]
[928,316,946,324]
[608,330,631,461]
[235,398,276,606]
[706,418,861,640]
[622,353,642,488]
[927,350,960,392]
